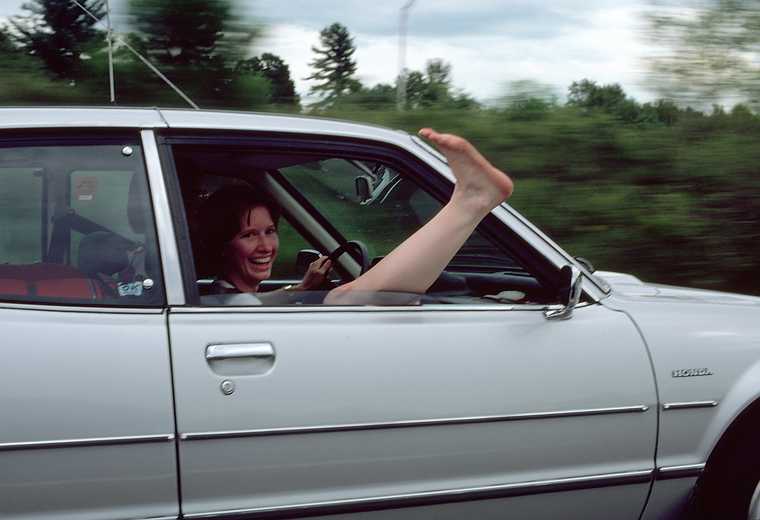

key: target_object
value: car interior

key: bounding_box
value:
[0,142,162,306]
[170,144,557,306]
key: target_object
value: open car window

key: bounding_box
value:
[280,158,523,275]
[170,140,552,306]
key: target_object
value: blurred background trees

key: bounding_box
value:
[236,53,299,107]
[125,0,268,108]
[647,0,760,110]
[10,0,104,81]
[1,1,760,293]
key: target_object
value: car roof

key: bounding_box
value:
[0,107,414,148]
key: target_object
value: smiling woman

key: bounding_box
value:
[200,186,332,295]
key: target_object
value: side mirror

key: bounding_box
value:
[575,256,595,273]
[355,176,371,203]
[296,249,321,276]
[545,265,583,320]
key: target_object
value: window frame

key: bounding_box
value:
[0,130,167,309]
[158,130,566,307]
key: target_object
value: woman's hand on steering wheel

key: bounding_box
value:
[296,256,333,291]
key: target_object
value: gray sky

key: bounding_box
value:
[0,0,660,103]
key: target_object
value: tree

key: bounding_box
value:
[306,23,359,104]
[0,21,90,104]
[403,70,426,108]
[419,58,451,106]
[125,0,264,109]
[567,79,627,110]
[0,28,14,53]
[10,0,106,80]
[567,79,648,123]
[647,0,760,109]
[237,53,299,106]
[128,0,254,67]
[401,59,477,109]
[500,80,558,120]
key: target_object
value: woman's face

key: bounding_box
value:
[224,205,279,291]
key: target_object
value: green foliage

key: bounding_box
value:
[128,0,254,66]
[306,22,359,105]
[647,0,760,109]
[124,0,262,109]
[331,83,396,111]
[10,0,105,80]
[237,53,299,107]
[402,59,479,110]
[500,80,558,120]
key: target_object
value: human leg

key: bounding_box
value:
[326,129,513,302]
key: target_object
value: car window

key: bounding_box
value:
[170,141,548,306]
[0,140,164,306]
[282,159,522,274]
[0,166,43,264]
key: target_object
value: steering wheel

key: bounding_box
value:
[327,240,371,275]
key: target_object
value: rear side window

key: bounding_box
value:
[0,139,164,307]
[0,166,42,264]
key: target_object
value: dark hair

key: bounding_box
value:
[200,186,281,275]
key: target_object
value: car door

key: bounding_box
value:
[163,132,658,519]
[0,133,178,520]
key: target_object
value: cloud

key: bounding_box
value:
[258,3,657,104]
[250,0,631,39]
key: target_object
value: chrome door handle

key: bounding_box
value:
[206,343,274,361]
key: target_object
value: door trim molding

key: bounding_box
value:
[656,463,706,480]
[0,434,175,451]
[180,405,649,440]
[661,400,718,411]
[184,469,653,519]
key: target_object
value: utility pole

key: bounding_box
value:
[396,0,416,110]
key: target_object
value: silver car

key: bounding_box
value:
[0,107,758,520]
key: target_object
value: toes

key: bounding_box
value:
[418,128,471,154]
[418,128,436,140]
[438,134,470,153]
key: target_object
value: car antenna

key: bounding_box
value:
[70,0,200,109]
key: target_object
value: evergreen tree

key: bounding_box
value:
[237,53,299,106]
[306,23,359,104]
[10,0,105,80]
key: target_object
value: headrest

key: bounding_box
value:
[128,172,149,234]
[78,231,133,277]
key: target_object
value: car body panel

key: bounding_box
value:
[601,278,760,465]
[0,306,178,520]
[598,277,760,518]
[640,477,699,520]
[168,304,656,518]
[0,107,167,130]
